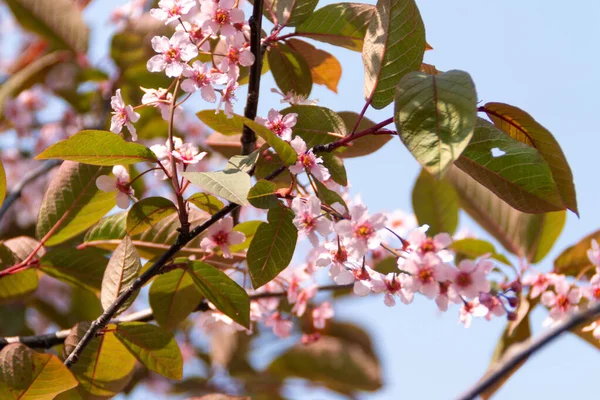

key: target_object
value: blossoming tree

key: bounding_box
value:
[0,0,597,399]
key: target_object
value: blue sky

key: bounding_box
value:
[5,0,600,398]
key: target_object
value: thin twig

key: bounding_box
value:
[0,159,61,223]
[2,284,352,351]
[458,300,600,400]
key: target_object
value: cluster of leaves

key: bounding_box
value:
[0,0,595,399]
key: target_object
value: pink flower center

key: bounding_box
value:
[228,48,240,63]
[268,120,285,136]
[193,71,210,86]
[300,154,314,169]
[215,9,230,25]
[353,268,371,281]
[420,238,436,253]
[333,246,348,263]
[556,294,570,311]
[116,180,129,194]
[354,223,374,240]
[594,287,600,299]
[169,5,182,16]
[418,267,434,284]
[301,214,315,231]
[213,231,228,245]
[385,277,401,293]
[165,47,180,62]
[455,271,472,288]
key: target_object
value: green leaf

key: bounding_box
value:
[35,130,158,165]
[447,166,563,261]
[247,205,298,288]
[115,322,183,380]
[259,0,319,26]
[281,105,347,148]
[248,180,280,209]
[363,0,426,109]
[197,110,244,136]
[554,230,600,278]
[36,161,115,246]
[229,221,263,253]
[0,343,77,400]
[530,211,566,264]
[149,265,203,329]
[126,197,177,236]
[482,102,578,215]
[268,336,382,394]
[336,112,392,158]
[267,42,312,97]
[83,212,127,244]
[295,3,376,52]
[411,169,459,236]
[0,161,6,207]
[0,52,64,121]
[39,248,108,293]
[238,117,297,166]
[319,153,347,186]
[455,118,565,213]
[0,244,38,304]
[255,151,293,189]
[287,38,342,93]
[65,322,136,398]
[188,261,251,328]
[479,298,531,399]
[315,179,348,212]
[226,151,260,174]
[101,236,141,315]
[187,192,225,215]
[450,239,513,267]
[5,0,89,53]
[182,170,251,206]
[394,70,478,177]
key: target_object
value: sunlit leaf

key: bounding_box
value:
[229,221,263,253]
[258,0,319,26]
[411,169,459,236]
[394,70,477,177]
[0,244,37,303]
[36,161,115,246]
[287,39,342,93]
[126,197,177,236]
[0,161,6,207]
[363,0,426,109]
[335,112,393,158]
[450,239,513,267]
[149,265,203,329]
[315,179,348,212]
[554,230,600,278]
[101,236,141,315]
[295,3,376,52]
[238,117,297,166]
[182,170,251,206]
[196,110,244,136]
[115,322,183,380]
[39,247,108,293]
[248,180,280,209]
[267,42,312,97]
[319,153,347,186]
[281,105,346,148]
[35,130,158,165]
[83,212,127,244]
[247,205,298,289]
[187,192,224,215]
[482,102,578,215]
[0,343,77,399]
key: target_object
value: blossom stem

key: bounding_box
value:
[128,167,161,187]
[312,117,395,153]
[351,98,372,134]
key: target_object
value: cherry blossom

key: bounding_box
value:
[588,239,600,267]
[372,272,413,307]
[407,225,452,256]
[200,216,245,258]
[403,253,450,299]
[289,136,331,182]
[459,300,488,328]
[291,196,332,246]
[141,87,181,121]
[584,273,600,302]
[291,285,317,317]
[435,281,460,312]
[110,0,145,26]
[219,35,255,79]
[314,239,350,270]
[331,261,379,297]
[255,109,297,141]
[335,203,386,259]
[449,259,492,299]
[541,277,582,322]
[312,302,334,329]
[150,0,196,24]
[147,32,198,78]
[478,293,507,319]
[176,18,211,51]
[200,0,245,39]
[522,272,555,299]
[172,142,207,165]
[264,312,293,338]
[110,89,140,140]
[216,79,238,117]
[4,88,43,134]
[270,88,318,106]
[96,165,135,209]
[286,268,311,304]
[181,61,227,101]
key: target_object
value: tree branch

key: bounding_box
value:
[2,284,351,351]
[0,159,61,224]
[458,300,600,400]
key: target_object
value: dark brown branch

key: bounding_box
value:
[458,300,600,400]
[0,159,61,223]
[2,284,351,351]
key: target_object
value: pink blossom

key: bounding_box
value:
[384,210,417,240]
[403,253,450,299]
[264,312,293,338]
[289,136,331,182]
[110,0,145,26]
[541,277,581,322]
[522,272,555,299]
[435,281,460,312]
[335,204,386,259]
[449,259,491,299]
[315,239,349,269]
[110,89,140,140]
[407,225,452,256]
[459,300,488,328]
[176,18,211,51]
[255,109,297,141]
[172,142,207,165]
[372,272,414,307]
[216,79,238,118]
[200,0,245,39]
[200,216,245,258]
[181,61,227,101]
[286,268,311,304]
[150,0,196,24]
[140,87,181,121]
[147,32,198,77]
[312,302,334,329]
[584,273,600,302]
[271,88,318,105]
[588,239,600,267]
[291,285,317,317]
[479,293,507,319]
[219,35,255,79]
[291,196,332,246]
[582,320,600,341]
[96,165,135,209]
